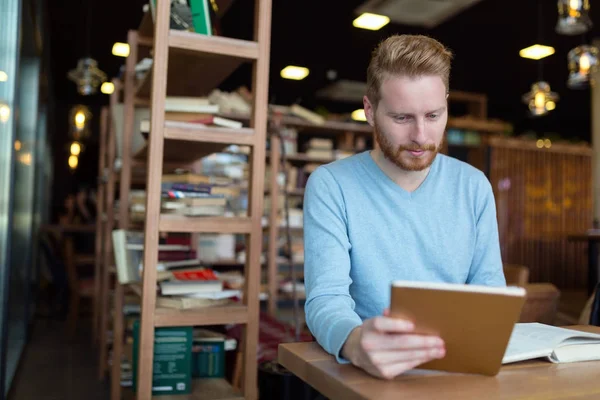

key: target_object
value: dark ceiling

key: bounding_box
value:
[47,0,600,190]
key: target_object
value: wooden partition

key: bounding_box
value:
[487,137,593,289]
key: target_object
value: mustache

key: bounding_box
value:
[397,143,437,152]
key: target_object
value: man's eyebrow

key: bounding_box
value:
[385,106,446,116]
[427,106,447,114]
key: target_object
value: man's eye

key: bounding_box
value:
[428,114,438,119]
[394,116,407,121]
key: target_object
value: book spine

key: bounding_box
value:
[189,0,212,35]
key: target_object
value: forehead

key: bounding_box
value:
[378,74,447,113]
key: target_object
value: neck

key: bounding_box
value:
[371,148,432,192]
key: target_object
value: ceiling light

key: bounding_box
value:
[351,109,367,121]
[112,42,130,57]
[556,0,592,35]
[522,81,559,117]
[101,82,115,94]
[0,71,7,82]
[281,65,309,80]
[353,13,390,30]
[567,44,599,89]
[519,44,555,60]
[68,155,78,169]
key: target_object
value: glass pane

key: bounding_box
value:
[0,0,21,396]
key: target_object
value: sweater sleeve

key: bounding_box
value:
[303,166,363,363]
[467,174,507,287]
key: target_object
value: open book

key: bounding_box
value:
[503,323,600,364]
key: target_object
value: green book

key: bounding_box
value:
[132,320,193,395]
[189,0,213,35]
[192,338,225,377]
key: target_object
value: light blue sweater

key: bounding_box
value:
[303,151,506,362]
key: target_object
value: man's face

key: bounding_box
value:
[364,74,448,172]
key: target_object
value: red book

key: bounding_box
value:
[172,269,218,281]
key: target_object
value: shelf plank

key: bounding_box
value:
[159,215,253,233]
[219,110,373,135]
[268,153,336,164]
[169,30,259,60]
[154,305,248,327]
[164,121,256,146]
[153,378,243,400]
[136,32,256,99]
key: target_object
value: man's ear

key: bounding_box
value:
[363,95,375,127]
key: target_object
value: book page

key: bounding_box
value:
[503,323,600,364]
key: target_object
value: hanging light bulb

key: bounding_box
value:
[556,0,592,35]
[522,81,559,116]
[567,44,599,89]
[68,155,79,170]
[69,105,91,140]
[67,57,107,95]
[70,141,82,156]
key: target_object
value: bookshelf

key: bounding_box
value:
[109,0,272,399]
[97,80,119,381]
[264,119,373,318]
[92,105,109,345]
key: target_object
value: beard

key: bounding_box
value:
[373,122,442,172]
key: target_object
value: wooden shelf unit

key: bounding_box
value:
[92,105,109,346]
[109,1,273,399]
[97,79,120,381]
[265,122,373,317]
[135,32,257,99]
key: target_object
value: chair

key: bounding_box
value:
[519,283,561,325]
[63,236,96,338]
[503,264,529,287]
[503,263,560,324]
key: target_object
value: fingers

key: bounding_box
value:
[377,357,433,380]
[361,332,445,351]
[368,347,446,366]
[366,316,414,333]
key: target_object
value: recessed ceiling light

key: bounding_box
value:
[101,82,115,94]
[351,109,367,121]
[0,71,7,82]
[519,44,555,60]
[112,42,130,57]
[353,13,390,31]
[281,65,309,80]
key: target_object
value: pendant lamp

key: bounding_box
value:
[67,57,107,95]
[522,81,559,117]
[67,0,107,95]
[523,0,558,116]
[567,44,599,89]
[556,0,592,35]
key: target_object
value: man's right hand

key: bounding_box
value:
[341,314,446,380]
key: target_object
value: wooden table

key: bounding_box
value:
[278,325,600,400]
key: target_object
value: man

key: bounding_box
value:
[303,34,506,380]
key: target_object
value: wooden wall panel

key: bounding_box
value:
[488,138,592,289]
